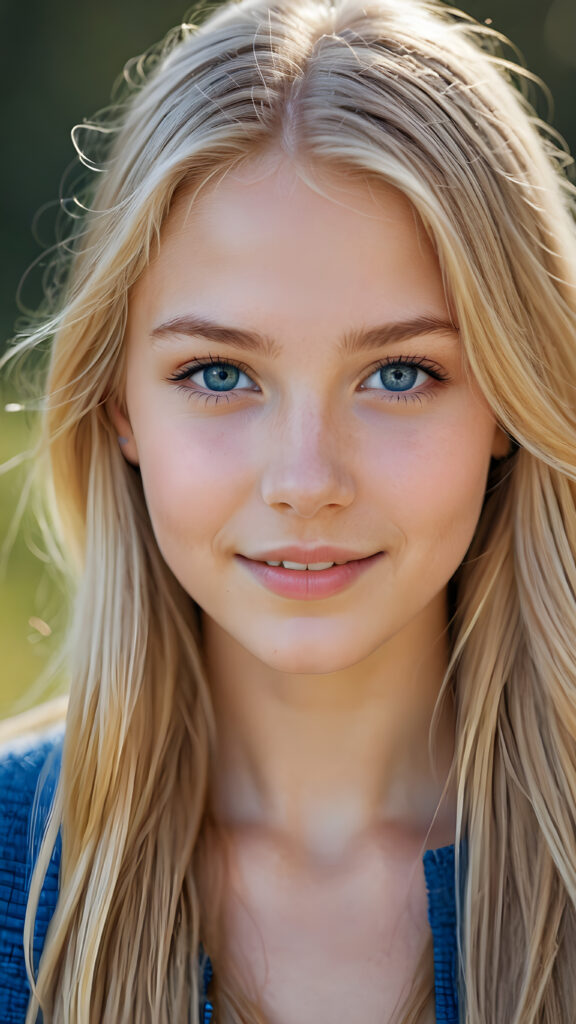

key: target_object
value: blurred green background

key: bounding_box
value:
[0,0,574,719]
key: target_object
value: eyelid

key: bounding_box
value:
[360,354,451,385]
[169,352,450,382]
[168,353,255,381]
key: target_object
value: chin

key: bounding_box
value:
[248,635,375,676]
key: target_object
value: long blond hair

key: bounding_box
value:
[6,0,576,1020]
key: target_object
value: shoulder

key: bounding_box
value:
[0,696,67,829]
[0,705,66,860]
[0,704,65,1021]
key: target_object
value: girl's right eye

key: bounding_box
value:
[167,356,257,403]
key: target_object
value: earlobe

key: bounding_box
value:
[106,400,140,466]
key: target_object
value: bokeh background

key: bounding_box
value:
[0,0,575,719]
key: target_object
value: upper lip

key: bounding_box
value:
[240,546,381,564]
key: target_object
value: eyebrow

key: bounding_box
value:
[151,313,459,356]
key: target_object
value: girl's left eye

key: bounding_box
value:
[167,354,449,403]
[360,355,451,400]
[361,360,435,394]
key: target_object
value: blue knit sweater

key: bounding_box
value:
[0,729,459,1023]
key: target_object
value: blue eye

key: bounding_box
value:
[197,363,243,391]
[362,359,437,395]
[168,354,449,405]
[379,364,422,392]
[168,357,255,397]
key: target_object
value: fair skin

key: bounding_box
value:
[113,150,507,1022]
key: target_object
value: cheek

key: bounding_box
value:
[134,416,251,559]
[422,454,488,556]
[368,411,494,556]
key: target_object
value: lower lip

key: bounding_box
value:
[236,552,385,600]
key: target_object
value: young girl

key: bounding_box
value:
[1,0,576,1021]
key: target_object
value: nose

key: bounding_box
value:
[259,399,356,518]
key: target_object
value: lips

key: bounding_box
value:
[244,545,380,565]
[236,551,385,600]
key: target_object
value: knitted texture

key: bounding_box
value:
[423,844,459,1023]
[0,728,64,1023]
[1,729,459,1022]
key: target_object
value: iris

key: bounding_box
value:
[381,364,418,392]
[202,365,240,391]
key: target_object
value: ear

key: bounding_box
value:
[491,423,515,460]
[106,400,140,466]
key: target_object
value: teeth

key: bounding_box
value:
[265,560,336,570]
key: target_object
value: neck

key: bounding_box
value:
[203,592,456,864]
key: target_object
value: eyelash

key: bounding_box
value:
[166,352,452,406]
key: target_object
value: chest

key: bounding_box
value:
[219,839,435,1024]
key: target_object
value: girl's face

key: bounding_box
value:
[118,154,507,673]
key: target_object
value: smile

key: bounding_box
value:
[236,552,385,599]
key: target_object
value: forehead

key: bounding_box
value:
[165,153,429,256]
[129,154,449,335]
